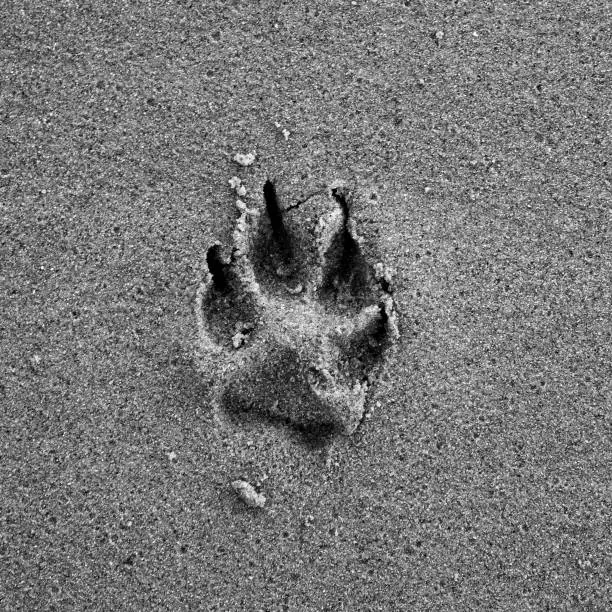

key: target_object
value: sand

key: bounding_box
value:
[1,1,610,610]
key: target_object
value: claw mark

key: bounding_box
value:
[319,186,370,301]
[330,184,351,218]
[263,179,293,261]
[206,244,229,292]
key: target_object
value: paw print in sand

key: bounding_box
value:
[195,180,399,439]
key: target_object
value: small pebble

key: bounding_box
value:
[231,480,266,508]
[274,122,291,141]
[232,332,247,349]
[229,176,242,189]
[236,199,258,215]
[233,152,256,167]
[29,354,42,371]
[373,262,394,288]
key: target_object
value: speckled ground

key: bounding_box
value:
[1,1,611,610]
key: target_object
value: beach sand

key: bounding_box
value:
[1,1,610,609]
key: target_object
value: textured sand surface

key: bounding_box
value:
[1,1,611,610]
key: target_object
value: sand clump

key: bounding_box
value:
[231,480,266,508]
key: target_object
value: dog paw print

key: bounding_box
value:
[195,180,399,439]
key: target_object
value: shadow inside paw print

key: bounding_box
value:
[195,180,399,441]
